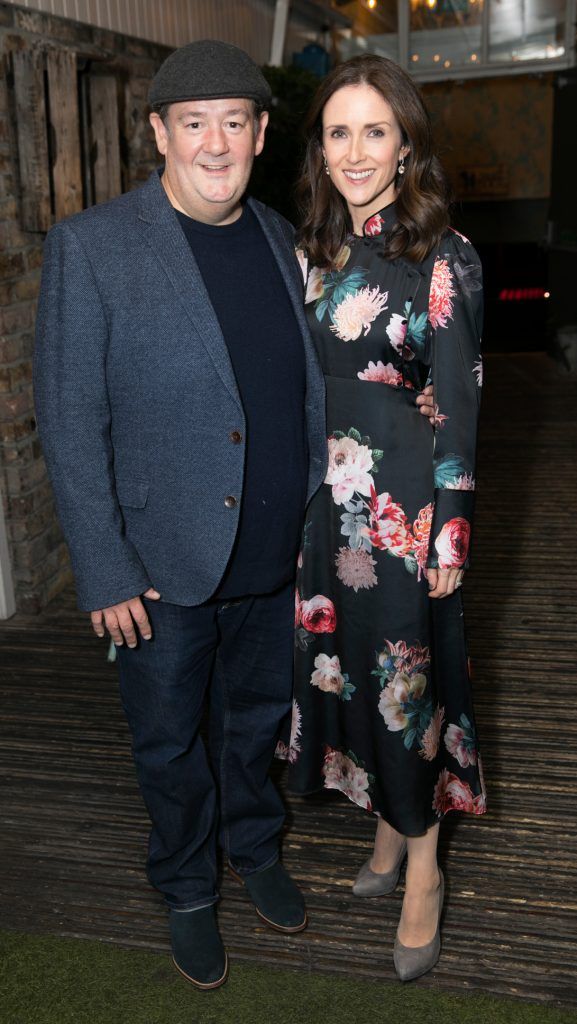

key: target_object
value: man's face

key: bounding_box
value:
[150,98,268,225]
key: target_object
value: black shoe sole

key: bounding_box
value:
[172,953,229,990]
[229,865,308,933]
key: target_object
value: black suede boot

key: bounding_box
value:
[169,905,228,989]
[230,861,307,933]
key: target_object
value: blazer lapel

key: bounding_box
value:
[136,172,241,409]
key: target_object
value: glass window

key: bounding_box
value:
[409,0,484,73]
[339,0,399,64]
[489,0,566,63]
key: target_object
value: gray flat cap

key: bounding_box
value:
[149,39,272,109]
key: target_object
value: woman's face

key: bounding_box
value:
[322,83,409,234]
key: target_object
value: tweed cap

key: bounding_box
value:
[149,39,272,109]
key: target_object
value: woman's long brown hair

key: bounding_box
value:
[296,55,450,269]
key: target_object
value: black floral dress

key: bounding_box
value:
[280,204,486,835]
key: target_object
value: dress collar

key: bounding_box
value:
[361,201,396,238]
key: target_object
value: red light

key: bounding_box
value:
[498,287,547,302]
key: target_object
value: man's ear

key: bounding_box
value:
[254,110,269,157]
[150,111,169,157]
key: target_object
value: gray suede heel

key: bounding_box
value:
[352,840,407,897]
[393,869,444,982]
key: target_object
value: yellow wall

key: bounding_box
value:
[422,74,554,201]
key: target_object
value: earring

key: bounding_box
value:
[398,155,405,175]
[323,156,330,176]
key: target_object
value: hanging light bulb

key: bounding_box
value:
[426,0,437,9]
[367,0,377,8]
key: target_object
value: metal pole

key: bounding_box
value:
[270,0,291,66]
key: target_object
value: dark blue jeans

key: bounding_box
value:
[116,583,294,910]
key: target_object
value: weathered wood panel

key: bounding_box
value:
[12,47,52,232]
[89,73,121,204]
[1,353,576,1007]
[46,48,83,221]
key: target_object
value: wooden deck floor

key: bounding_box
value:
[1,353,576,1008]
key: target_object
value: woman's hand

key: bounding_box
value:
[416,384,436,425]
[426,567,464,598]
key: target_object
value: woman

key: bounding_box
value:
[285,55,486,981]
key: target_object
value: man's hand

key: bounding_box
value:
[416,383,435,425]
[90,588,161,647]
[426,568,464,599]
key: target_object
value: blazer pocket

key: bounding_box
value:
[115,479,149,509]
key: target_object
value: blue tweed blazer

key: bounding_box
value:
[34,171,327,611]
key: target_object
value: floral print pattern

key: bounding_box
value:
[434,517,471,569]
[374,639,433,753]
[330,286,389,342]
[428,257,456,330]
[325,433,377,504]
[322,748,373,810]
[335,546,378,592]
[275,700,302,764]
[445,713,478,767]
[287,204,485,831]
[433,766,486,817]
[311,653,356,701]
[357,360,404,386]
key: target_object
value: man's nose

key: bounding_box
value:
[204,127,228,155]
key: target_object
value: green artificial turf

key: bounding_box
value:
[1,928,575,1024]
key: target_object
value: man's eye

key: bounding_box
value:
[186,122,201,129]
[227,121,244,129]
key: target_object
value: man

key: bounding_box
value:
[34,40,435,989]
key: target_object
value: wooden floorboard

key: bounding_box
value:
[1,353,576,1007]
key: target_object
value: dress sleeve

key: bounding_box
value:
[426,232,483,570]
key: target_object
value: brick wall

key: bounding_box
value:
[0,1,169,613]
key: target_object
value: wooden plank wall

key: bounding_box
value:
[88,74,121,205]
[0,353,576,1007]
[46,48,83,221]
[12,47,52,231]
[10,42,123,230]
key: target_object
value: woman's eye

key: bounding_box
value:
[369,128,384,137]
[330,129,346,139]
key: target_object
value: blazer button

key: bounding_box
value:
[224,495,237,509]
[229,430,242,444]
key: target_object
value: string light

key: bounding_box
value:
[426,0,437,8]
[433,53,440,62]
[367,0,377,8]
[411,53,420,62]
[470,53,478,62]
[444,59,451,67]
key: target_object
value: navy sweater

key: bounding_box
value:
[176,204,308,598]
